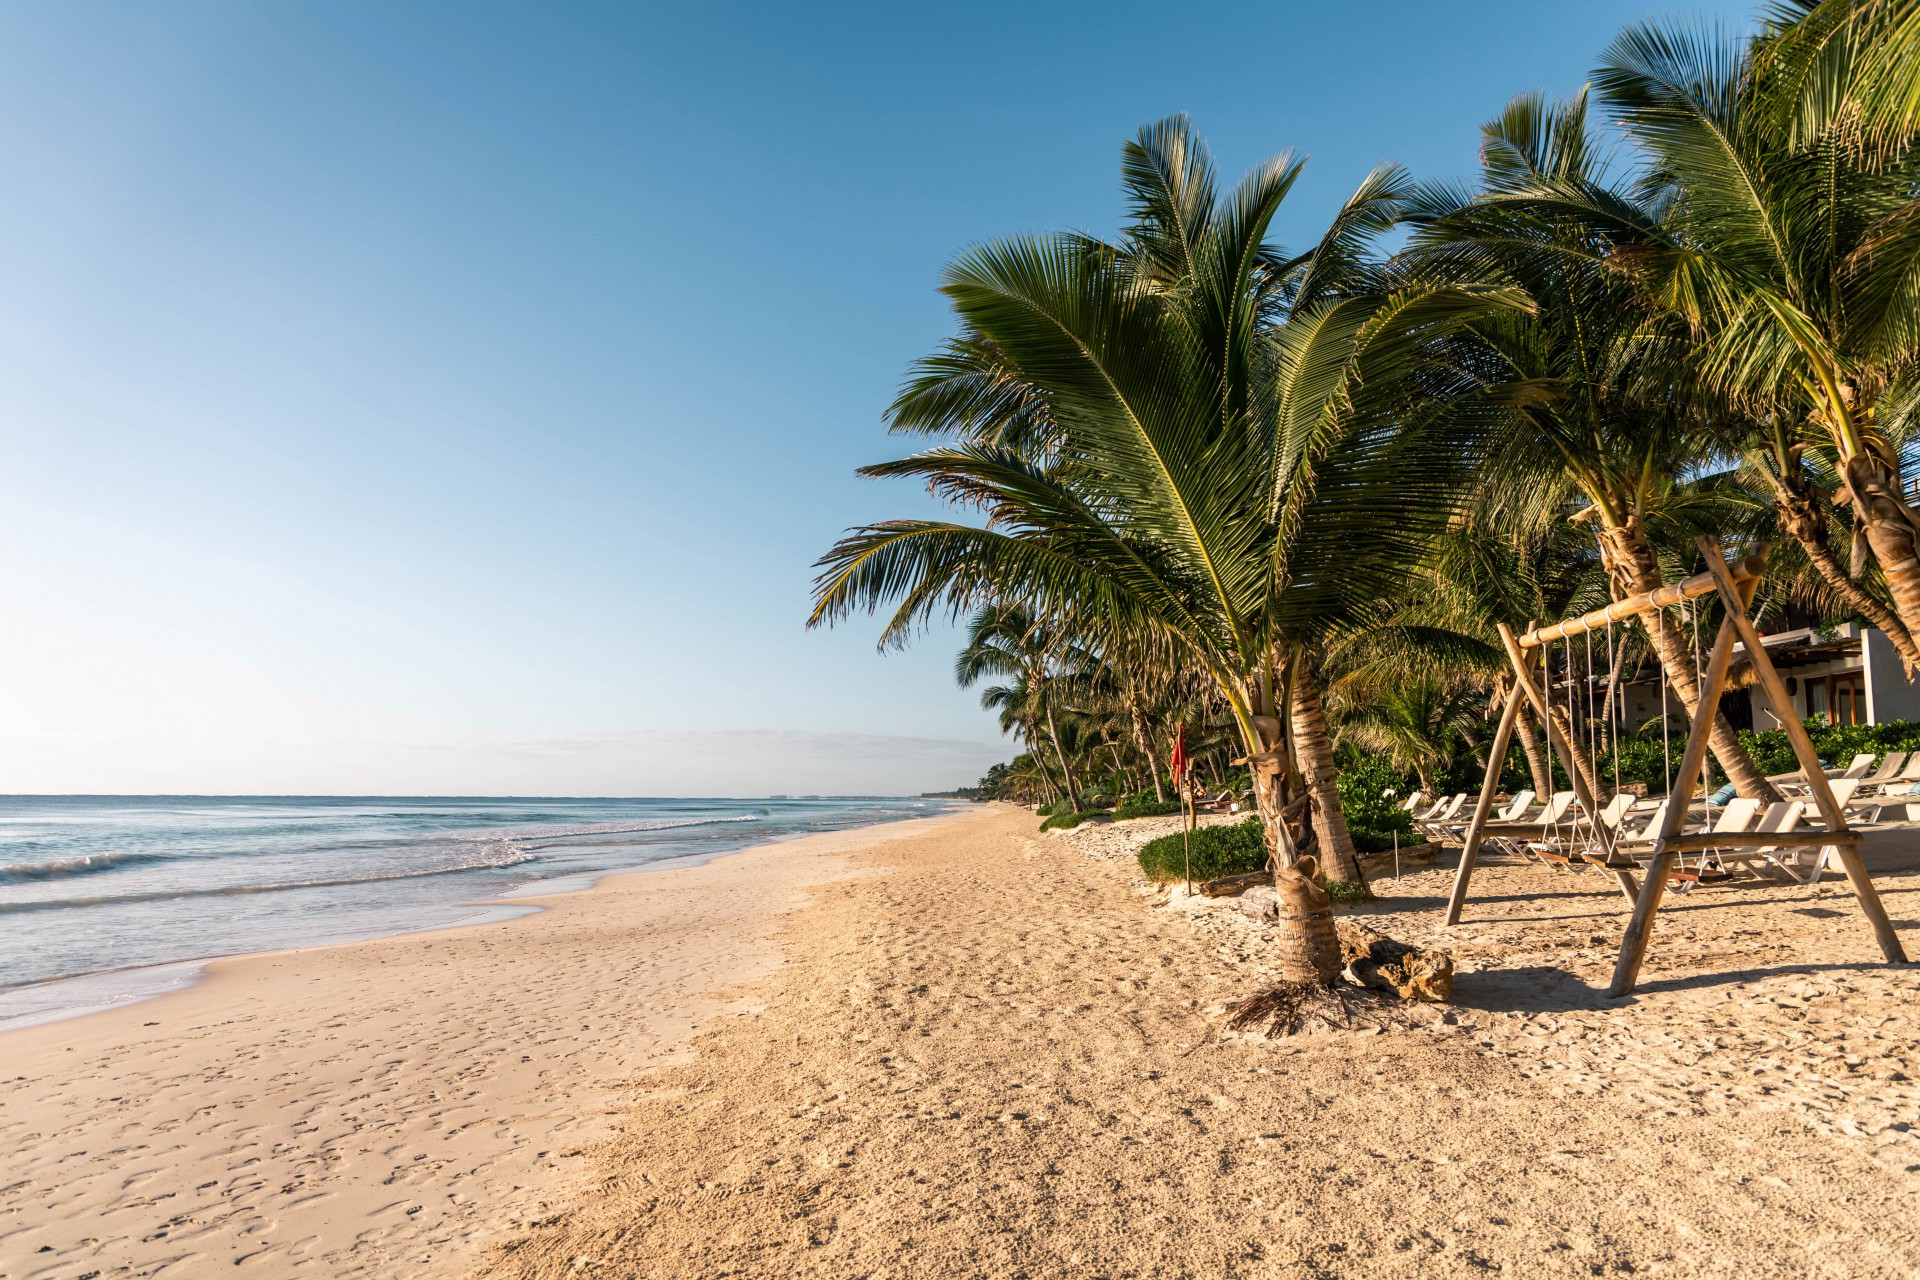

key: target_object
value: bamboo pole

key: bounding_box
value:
[1445,677,1528,926]
[1695,540,1907,967]
[1518,552,1767,649]
[1609,565,1760,998]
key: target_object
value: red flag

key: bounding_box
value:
[1169,725,1187,784]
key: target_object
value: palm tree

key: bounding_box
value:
[1759,0,1920,153]
[812,118,1502,887]
[957,606,1088,809]
[1565,21,1920,655]
[1405,89,1783,803]
[1331,671,1487,798]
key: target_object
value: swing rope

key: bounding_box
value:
[1608,617,1621,798]
[1660,602,1673,800]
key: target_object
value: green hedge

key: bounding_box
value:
[1137,818,1266,884]
[1116,789,1183,819]
[1040,809,1115,831]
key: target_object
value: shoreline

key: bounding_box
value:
[0,805,985,1277]
[0,803,957,1034]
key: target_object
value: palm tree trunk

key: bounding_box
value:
[1043,703,1081,810]
[1026,719,1061,805]
[1598,633,1628,758]
[1126,689,1167,802]
[1773,474,1920,675]
[1290,666,1367,888]
[1547,703,1611,805]
[1599,524,1780,804]
[1513,699,1554,800]
[1842,451,1920,657]
[1245,670,1311,871]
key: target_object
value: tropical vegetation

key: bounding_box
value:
[812,1,1920,905]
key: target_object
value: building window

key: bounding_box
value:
[1834,674,1867,726]
[1807,674,1867,725]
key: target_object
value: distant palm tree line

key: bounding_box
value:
[812,2,1920,888]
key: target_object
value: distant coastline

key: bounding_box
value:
[0,794,948,1029]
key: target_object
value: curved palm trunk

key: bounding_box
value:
[1043,703,1081,810]
[1839,452,1920,671]
[1599,524,1781,804]
[1125,690,1167,803]
[1290,666,1367,888]
[1773,472,1920,675]
[1546,703,1611,805]
[1025,718,1062,805]
[1513,698,1555,800]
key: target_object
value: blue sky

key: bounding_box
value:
[0,1,1754,794]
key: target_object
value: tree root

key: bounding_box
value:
[1224,980,1394,1038]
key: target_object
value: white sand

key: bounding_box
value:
[5,803,1918,1279]
[0,811,971,1278]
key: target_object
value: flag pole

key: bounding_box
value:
[1183,784,1194,896]
[1171,725,1192,896]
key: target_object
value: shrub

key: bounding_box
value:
[1036,799,1072,817]
[1040,809,1112,831]
[1349,826,1407,854]
[1116,789,1182,820]
[1326,879,1370,905]
[1136,818,1266,884]
[1335,755,1415,852]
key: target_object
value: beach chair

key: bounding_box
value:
[1413,792,1464,822]
[1657,797,1761,888]
[1855,751,1910,797]
[1480,790,1575,861]
[1781,752,1876,796]
[1529,792,1635,868]
[1690,800,1805,883]
[1195,789,1241,813]
[1431,789,1539,847]
[1415,793,1469,841]
[1494,789,1537,822]
[1762,780,1881,881]
[1842,752,1878,779]
[1397,791,1431,815]
[1615,797,1671,846]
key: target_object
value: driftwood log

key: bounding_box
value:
[1336,921,1454,1002]
[1199,869,1271,897]
[1356,842,1439,878]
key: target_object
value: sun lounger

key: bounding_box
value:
[1779,752,1877,796]
[1492,789,1536,823]
[1656,797,1761,887]
[1415,793,1469,841]
[1696,800,1806,881]
[1413,792,1464,823]
[1477,791,1576,859]
[1529,792,1635,867]
[1856,751,1911,796]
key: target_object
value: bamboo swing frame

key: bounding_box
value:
[1445,538,1909,997]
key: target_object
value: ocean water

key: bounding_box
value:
[0,794,947,1028]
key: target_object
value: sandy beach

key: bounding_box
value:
[6,803,1919,1278]
[0,811,968,1278]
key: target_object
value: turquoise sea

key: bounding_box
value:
[0,794,946,1028]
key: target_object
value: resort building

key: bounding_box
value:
[1608,624,1920,730]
